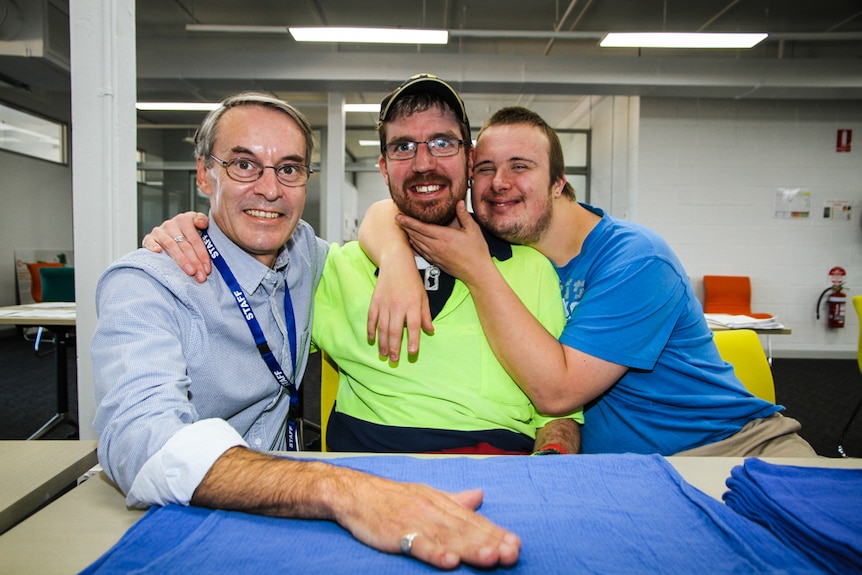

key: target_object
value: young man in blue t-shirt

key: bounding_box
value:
[364,106,816,457]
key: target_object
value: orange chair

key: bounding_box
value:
[26,262,63,303]
[702,275,772,319]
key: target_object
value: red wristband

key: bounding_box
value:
[532,443,568,455]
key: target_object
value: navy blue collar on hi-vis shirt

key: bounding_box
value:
[379,218,513,319]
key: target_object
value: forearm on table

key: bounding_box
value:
[191,446,350,519]
[534,418,581,454]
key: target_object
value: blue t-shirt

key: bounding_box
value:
[557,204,780,455]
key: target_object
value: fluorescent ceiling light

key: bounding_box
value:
[600,32,767,49]
[186,25,288,34]
[136,102,219,112]
[358,140,379,147]
[345,104,381,113]
[289,27,448,44]
[138,102,382,113]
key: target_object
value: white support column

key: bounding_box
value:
[69,0,137,440]
[321,92,345,243]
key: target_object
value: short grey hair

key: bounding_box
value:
[194,92,314,168]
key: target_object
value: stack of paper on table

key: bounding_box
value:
[705,313,785,330]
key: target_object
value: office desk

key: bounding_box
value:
[708,321,791,365]
[0,454,859,575]
[0,440,97,535]
[0,303,77,439]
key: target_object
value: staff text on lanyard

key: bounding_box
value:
[202,230,300,450]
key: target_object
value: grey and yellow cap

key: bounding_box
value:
[378,73,469,131]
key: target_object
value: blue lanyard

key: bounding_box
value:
[200,230,300,451]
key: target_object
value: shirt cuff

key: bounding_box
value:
[127,418,248,508]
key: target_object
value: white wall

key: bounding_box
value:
[636,98,862,358]
[586,95,639,218]
[0,150,73,316]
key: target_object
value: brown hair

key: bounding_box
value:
[479,106,575,200]
[194,92,314,169]
[377,92,472,155]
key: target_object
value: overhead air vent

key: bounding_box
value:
[0,0,69,71]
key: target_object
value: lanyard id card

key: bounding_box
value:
[201,230,300,451]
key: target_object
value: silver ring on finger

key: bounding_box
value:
[400,532,419,556]
[174,235,187,243]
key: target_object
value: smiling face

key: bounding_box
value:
[197,105,308,266]
[471,122,563,246]
[378,105,470,227]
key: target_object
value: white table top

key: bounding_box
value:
[0,453,858,574]
[0,303,76,326]
[0,440,98,535]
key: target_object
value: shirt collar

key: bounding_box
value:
[206,215,287,294]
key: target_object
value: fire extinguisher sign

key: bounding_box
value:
[836,129,852,153]
[829,266,846,285]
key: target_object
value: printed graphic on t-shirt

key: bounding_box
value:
[560,277,584,319]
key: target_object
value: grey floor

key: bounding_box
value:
[1,332,860,458]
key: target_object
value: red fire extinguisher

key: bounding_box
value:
[816,266,847,328]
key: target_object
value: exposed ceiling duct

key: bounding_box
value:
[0,0,68,68]
[0,0,69,95]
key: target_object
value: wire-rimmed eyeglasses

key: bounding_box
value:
[210,154,313,187]
[382,138,464,161]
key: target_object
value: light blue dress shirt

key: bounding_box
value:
[92,218,328,507]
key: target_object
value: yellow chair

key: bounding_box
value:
[712,329,776,403]
[854,295,862,375]
[838,295,862,456]
[320,351,339,452]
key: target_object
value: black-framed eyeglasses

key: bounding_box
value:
[210,154,313,187]
[382,138,464,161]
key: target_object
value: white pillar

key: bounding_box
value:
[69,0,137,440]
[321,92,345,243]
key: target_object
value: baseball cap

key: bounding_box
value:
[378,73,469,131]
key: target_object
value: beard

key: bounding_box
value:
[478,194,553,246]
[392,175,463,226]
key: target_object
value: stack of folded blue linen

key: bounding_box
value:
[724,458,862,573]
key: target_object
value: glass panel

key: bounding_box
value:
[566,174,589,204]
[558,131,588,168]
[136,168,196,238]
[346,127,382,171]
[0,101,67,164]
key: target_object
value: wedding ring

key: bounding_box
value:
[399,532,419,556]
[174,236,187,243]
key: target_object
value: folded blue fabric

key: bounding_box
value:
[81,454,820,574]
[723,458,862,573]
